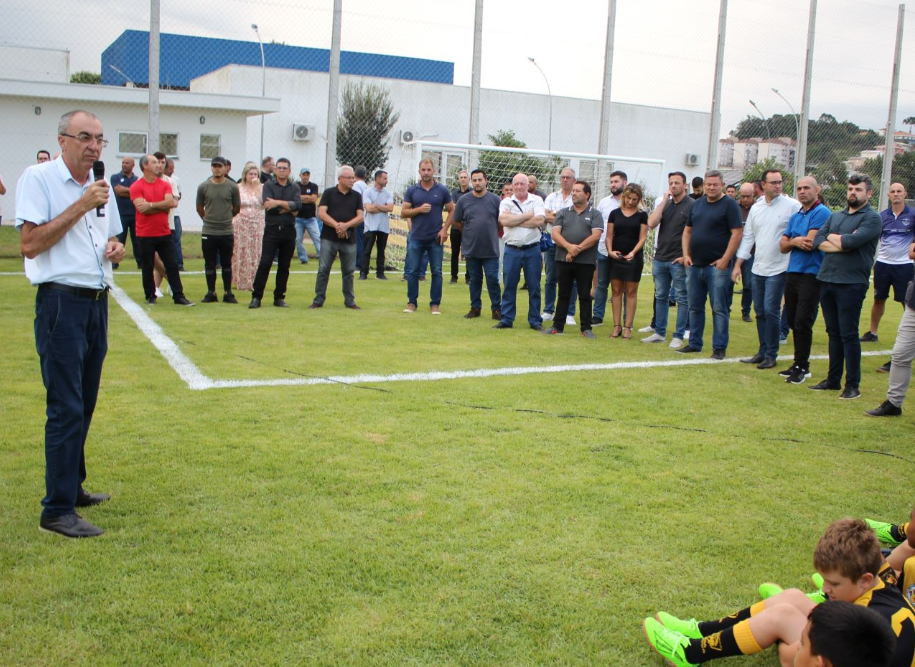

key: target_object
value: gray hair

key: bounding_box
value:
[58,109,99,136]
[336,164,354,179]
[139,155,154,170]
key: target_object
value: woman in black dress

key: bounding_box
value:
[606,184,648,339]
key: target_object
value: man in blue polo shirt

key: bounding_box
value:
[860,183,915,372]
[401,158,453,315]
[779,176,831,384]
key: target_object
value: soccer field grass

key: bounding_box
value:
[0,232,911,665]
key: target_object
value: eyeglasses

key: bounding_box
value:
[765,180,783,186]
[60,132,109,148]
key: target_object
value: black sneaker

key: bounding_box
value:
[710,349,726,360]
[39,513,104,538]
[174,296,195,306]
[358,274,368,281]
[676,345,701,354]
[223,292,238,304]
[877,361,892,373]
[201,292,218,303]
[860,331,879,342]
[809,379,841,391]
[145,296,157,305]
[839,386,861,400]
[591,317,604,326]
[786,366,812,385]
[779,364,799,377]
[865,400,902,417]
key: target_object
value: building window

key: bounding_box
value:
[200,134,221,160]
[118,131,147,155]
[118,131,179,158]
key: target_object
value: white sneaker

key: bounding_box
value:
[566,315,576,326]
[638,325,655,333]
[642,333,666,343]
[155,287,164,298]
[669,337,684,349]
[541,312,553,321]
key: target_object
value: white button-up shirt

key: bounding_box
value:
[596,194,621,257]
[499,194,544,247]
[736,194,801,276]
[543,189,573,232]
[16,158,123,289]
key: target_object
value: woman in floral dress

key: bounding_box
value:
[232,162,265,291]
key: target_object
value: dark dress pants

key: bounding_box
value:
[252,224,296,301]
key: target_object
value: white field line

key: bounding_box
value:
[107,281,894,391]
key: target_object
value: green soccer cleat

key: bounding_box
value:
[655,611,704,639]
[811,572,824,591]
[758,582,783,599]
[807,590,827,604]
[643,617,698,667]
[866,519,903,547]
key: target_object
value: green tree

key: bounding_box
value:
[477,130,558,195]
[859,152,915,205]
[70,71,101,85]
[809,154,850,209]
[336,82,400,175]
[903,116,915,134]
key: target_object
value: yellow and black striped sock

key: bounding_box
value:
[893,522,909,543]
[683,620,764,664]
[697,601,765,636]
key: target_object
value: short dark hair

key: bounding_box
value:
[848,173,874,192]
[276,158,291,168]
[691,176,704,188]
[355,165,367,179]
[261,156,273,167]
[153,151,167,161]
[470,169,487,180]
[574,180,592,197]
[668,171,687,184]
[37,150,51,160]
[610,170,628,181]
[762,168,783,184]
[704,170,724,182]
[373,169,387,181]
[808,601,896,667]
[502,180,513,189]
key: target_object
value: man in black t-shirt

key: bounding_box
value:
[679,170,743,359]
[311,165,364,309]
[295,167,321,264]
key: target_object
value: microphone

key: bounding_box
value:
[93,160,106,217]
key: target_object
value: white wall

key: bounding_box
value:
[192,65,711,193]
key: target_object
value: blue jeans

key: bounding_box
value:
[751,272,787,359]
[35,287,108,519]
[466,257,501,310]
[403,245,428,278]
[500,244,542,327]
[295,216,321,262]
[740,255,754,316]
[543,245,576,315]
[593,254,611,320]
[686,264,732,352]
[172,215,184,268]
[820,282,868,388]
[652,259,688,339]
[406,238,444,306]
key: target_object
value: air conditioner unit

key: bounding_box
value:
[685,153,701,167]
[293,124,315,142]
[400,130,415,144]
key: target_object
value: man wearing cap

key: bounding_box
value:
[250,158,301,308]
[295,167,321,264]
[196,156,241,303]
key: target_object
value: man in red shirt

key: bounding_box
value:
[130,154,193,305]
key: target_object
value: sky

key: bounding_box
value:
[3,0,915,146]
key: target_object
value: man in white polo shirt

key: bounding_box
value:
[16,109,125,538]
[495,173,545,330]
[732,168,801,369]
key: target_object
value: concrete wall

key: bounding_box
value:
[0,44,69,83]
[192,65,711,194]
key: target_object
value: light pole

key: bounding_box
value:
[252,23,266,164]
[109,65,136,87]
[772,87,801,181]
[528,57,552,150]
[749,100,771,139]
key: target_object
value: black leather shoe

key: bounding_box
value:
[308,302,322,309]
[530,323,543,332]
[866,400,902,417]
[39,513,104,538]
[75,490,110,507]
[757,357,777,370]
[346,303,361,310]
[273,299,289,308]
[710,349,726,360]
[741,354,764,364]
[174,296,195,306]
[358,274,368,280]
[493,322,512,329]
[223,292,238,304]
[676,345,701,354]
[464,308,481,319]
[839,386,861,400]
[742,314,752,322]
[809,379,841,391]
[249,297,261,309]
[201,292,218,303]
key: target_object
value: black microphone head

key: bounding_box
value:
[93,160,105,181]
